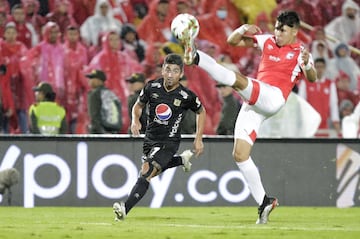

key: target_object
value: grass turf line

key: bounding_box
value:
[0,207,359,239]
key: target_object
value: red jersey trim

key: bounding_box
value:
[249,130,257,143]
[248,80,260,105]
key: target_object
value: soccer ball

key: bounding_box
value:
[171,13,200,41]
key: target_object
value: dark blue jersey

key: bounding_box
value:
[139,78,203,142]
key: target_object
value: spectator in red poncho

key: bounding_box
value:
[336,70,360,107]
[22,0,46,38]
[271,0,323,27]
[87,31,106,61]
[184,65,221,135]
[0,0,10,13]
[254,11,273,34]
[0,22,29,133]
[20,21,66,106]
[0,41,16,133]
[45,0,77,41]
[9,3,38,48]
[71,0,96,26]
[142,41,163,79]
[110,0,135,24]
[47,0,56,12]
[87,31,144,133]
[197,39,221,59]
[177,0,205,16]
[136,0,175,45]
[172,0,206,16]
[317,0,345,26]
[63,25,89,133]
[198,0,213,14]
[174,0,193,15]
[0,8,8,37]
[196,0,246,62]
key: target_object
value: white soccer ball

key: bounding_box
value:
[171,13,199,41]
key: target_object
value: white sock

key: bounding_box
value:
[236,157,266,205]
[198,50,236,86]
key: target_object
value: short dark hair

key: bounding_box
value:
[11,3,23,13]
[67,25,78,31]
[314,58,326,65]
[277,11,300,29]
[164,53,184,70]
[45,92,57,102]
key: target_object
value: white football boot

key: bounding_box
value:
[180,149,194,172]
[113,201,126,221]
[177,18,199,65]
[256,196,279,224]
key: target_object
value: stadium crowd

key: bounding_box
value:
[0,0,359,137]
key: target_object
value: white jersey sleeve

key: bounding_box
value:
[254,34,273,51]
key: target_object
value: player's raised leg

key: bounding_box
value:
[175,17,254,101]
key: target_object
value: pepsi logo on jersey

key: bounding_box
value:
[155,104,172,121]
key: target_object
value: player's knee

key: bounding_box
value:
[232,150,248,162]
[233,72,248,91]
[141,161,162,179]
[141,162,153,179]
[232,139,252,162]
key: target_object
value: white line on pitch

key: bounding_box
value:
[79,222,360,232]
[157,223,360,232]
[80,222,112,226]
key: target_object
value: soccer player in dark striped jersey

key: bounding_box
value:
[113,53,206,220]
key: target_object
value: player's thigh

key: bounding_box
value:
[254,81,285,116]
[234,103,267,146]
[144,142,178,171]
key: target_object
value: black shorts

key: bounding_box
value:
[143,139,180,170]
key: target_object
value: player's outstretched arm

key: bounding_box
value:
[193,107,206,157]
[130,100,144,136]
[227,24,262,47]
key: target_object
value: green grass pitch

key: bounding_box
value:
[0,207,359,239]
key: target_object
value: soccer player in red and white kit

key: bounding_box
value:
[176,10,317,224]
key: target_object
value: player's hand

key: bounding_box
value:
[130,121,141,136]
[229,24,261,46]
[301,48,310,66]
[246,24,262,35]
[193,139,204,158]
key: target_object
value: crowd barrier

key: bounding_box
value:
[0,135,359,208]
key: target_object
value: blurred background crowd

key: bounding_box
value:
[0,0,359,137]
